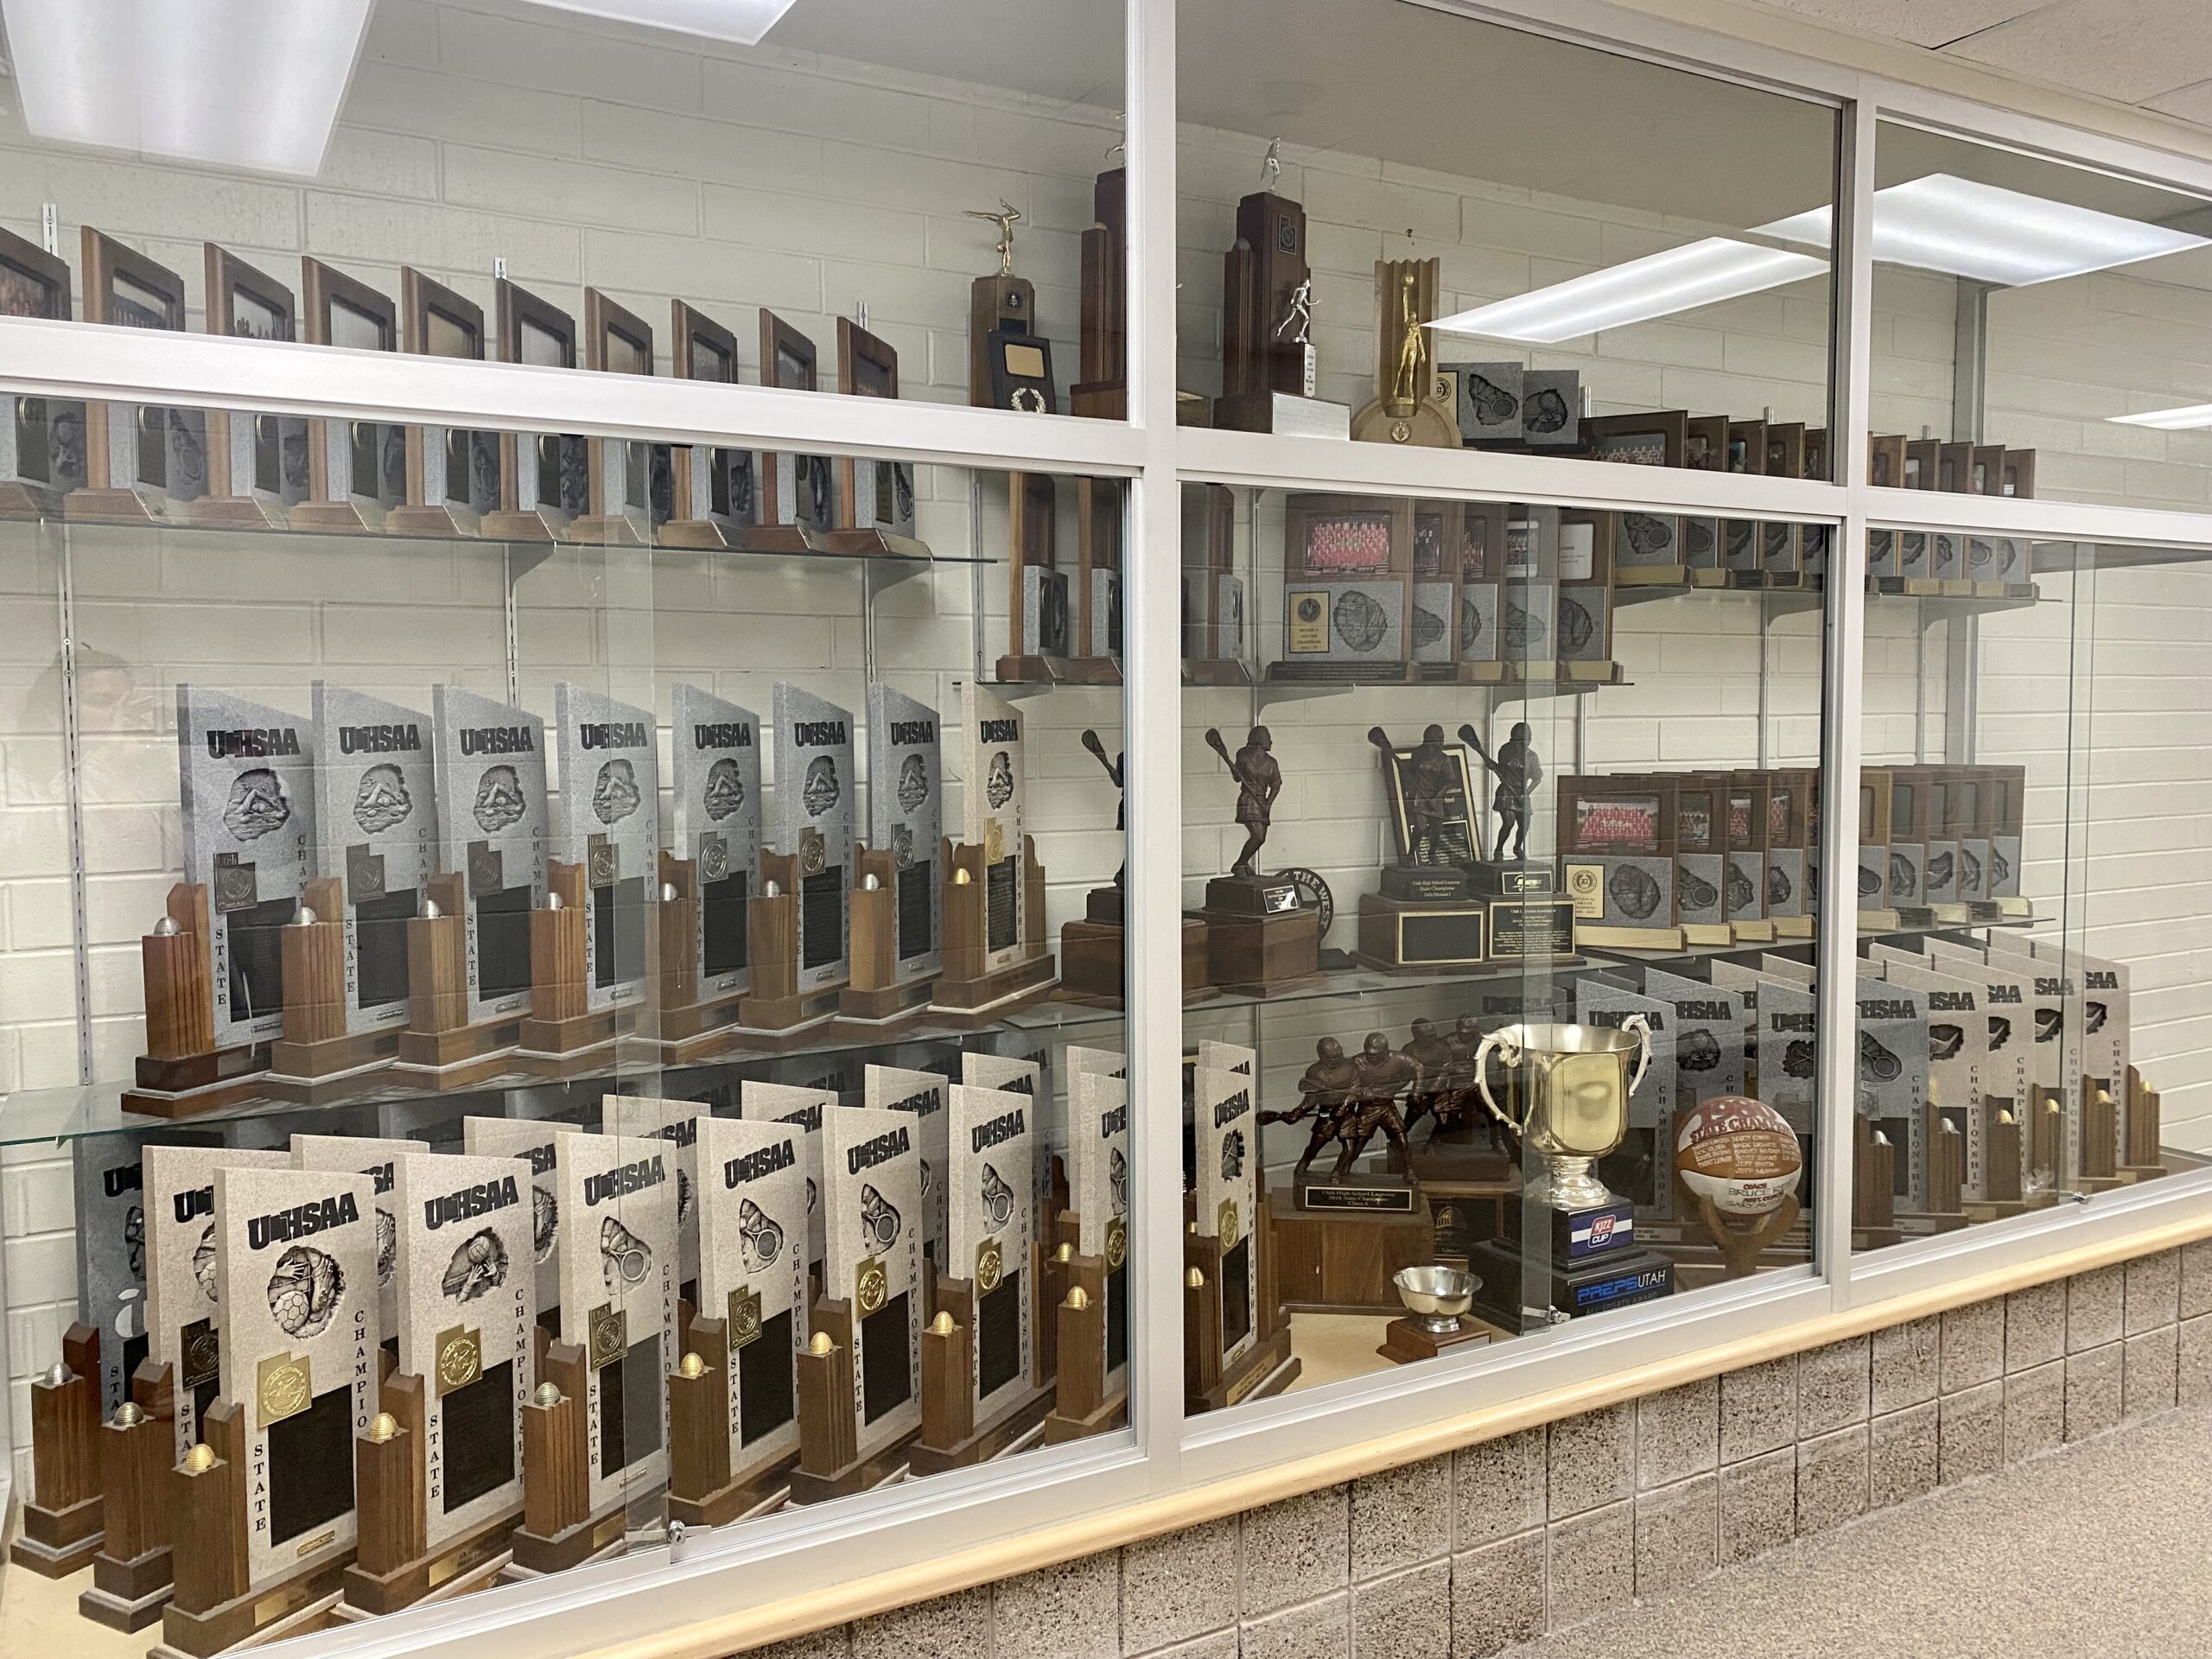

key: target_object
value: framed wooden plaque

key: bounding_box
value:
[484,279,586,541]
[571,287,659,544]
[754,309,832,551]
[0,226,81,518]
[73,229,199,523]
[388,268,499,536]
[295,257,402,532]
[190,245,307,530]
[830,317,923,556]
[663,300,756,550]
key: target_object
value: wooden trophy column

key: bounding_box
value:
[1069,168,1127,419]
[344,1372,518,1615]
[841,843,934,1027]
[398,871,525,1089]
[666,1318,796,1527]
[124,882,273,1118]
[10,1325,104,1576]
[934,837,1058,1022]
[910,1244,1060,1476]
[79,1361,176,1630]
[519,861,636,1072]
[514,1342,624,1573]
[1045,1236,1127,1445]
[1182,1207,1299,1414]
[790,1300,912,1503]
[269,874,402,1100]
[738,849,843,1036]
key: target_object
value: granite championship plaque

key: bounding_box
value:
[391,1151,535,1548]
[177,685,318,1049]
[962,682,1028,968]
[558,1133,679,1513]
[1194,1065,1259,1368]
[1576,982,1677,1132]
[1858,977,1931,1210]
[601,1095,709,1310]
[213,1163,378,1588]
[1068,1068,1129,1386]
[868,684,944,983]
[144,1147,291,1465]
[433,687,549,1026]
[670,684,762,1001]
[313,683,436,1033]
[290,1135,422,1344]
[461,1118,584,1337]
[696,1116,808,1472]
[821,1107,925,1462]
[743,1080,835,1273]
[1644,967,1749,1104]
[1923,938,2034,1192]
[866,1065,950,1281]
[1751,976,1817,1136]
[1874,950,1992,1198]
[773,683,856,992]
[554,684,660,1011]
[948,1084,1035,1423]
[75,1129,219,1414]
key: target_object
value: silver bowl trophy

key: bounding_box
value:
[1465,1018,1677,1324]
[1393,1265,1476,1334]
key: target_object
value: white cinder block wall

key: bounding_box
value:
[5,0,2212,1484]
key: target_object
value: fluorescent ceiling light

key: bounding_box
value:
[1762,174,2208,288]
[519,0,800,44]
[2108,403,2212,430]
[1,0,371,177]
[1428,238,1827,345]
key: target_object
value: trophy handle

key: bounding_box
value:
[1474,1032,1523,1129]
[1621,1013,1653,1097]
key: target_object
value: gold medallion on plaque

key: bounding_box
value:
[257,1351,312,1430]
[975,1236,1004,1294]
[855,1256,888,1316]
[1217,1198,1240,1248]
[587,1302,627,1369]
[1566,863,1605,919]
[434,1325,481,1396]
[800,826,826,877]
[1105,1218,1128,1270]
[728,1286,763,1348]
[984,818,1006,867]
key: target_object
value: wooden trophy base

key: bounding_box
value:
[122,1041,273,1119]
[182,494,291,531]
[1058,912,1215,1006]
[266,1026,404,1102]
[995,653,1123,687]
[1069,382,1126,420]
[157,1555,353,1658]
[1198,904,1323,999]
[785,1440,914,1507]
[1183,658,1255,686]
[384,502,485,538]
[908,1385,1055,1477]
[516,1004,635,1076]
[665,1461,795,1530]
[80,1543,173,1631]
[1043,1387,1128,1445]
[735,982,844,1039]
[1189,1325,1298,1414]
[657,516,749,551]
[339,1507,518,1618]
[741,520,830,555]
[1378,1313,1497,1364]
[823,527,929,559]
[478,508,566,543]
[0,478,62,519]
[64,487,175,524]
[9,1493,103,1576]
[563,512,651,547]
[395,1014,525,1090]
[836,976,937,1032]
[508,1502,630,1578]
[286,499,387,533]
[929,949,1057,1026]
[1271,1191,1436,1314]
[1350,397,1459,449]
[1694,1194,1802,1280]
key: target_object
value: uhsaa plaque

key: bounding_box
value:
[312,684,436,1033]
[290,1133,421,1344]
[213,1163,378,1591]
[670,684,761,1001]
[696,1116,807,1472]
[962,682,1027,969]
[558,1134,678,1515]
[554,683,660,1011]
[392,1152,535,1550]
[432,687,548,1027]
[177,685,318,1049]
[1194,1065,1259,1370]
[462,1117,583,1335]
[865,1064,950,1283]
[822,1106,924,1463]
[867,683,943,982]
[963,1047,1046,1237]
[601,1093,709,1308]
[949,1084,1035,1425]
[1068,1068,1130,1389]
[742,1079,834,1274]
[773,682,855,991]
[143,1146,289,1465]
[73,1127,219,1415]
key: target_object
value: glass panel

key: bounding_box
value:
[1870,121,2212,511]
[0,430,1131,1634]
[1180,481,1832,1413]
[1177,0,1840,475]
[1853,528,2208,1254]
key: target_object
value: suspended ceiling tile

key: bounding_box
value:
[1749,0,2055,50]
[1942,0,2212,103]
[2144,78,2212,127]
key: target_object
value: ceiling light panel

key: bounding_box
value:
[1427,238,1827,345]
[1,0,372,177]
[519,0,801,45]
[2109,403,2212,430]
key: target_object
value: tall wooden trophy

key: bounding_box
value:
[967,200,1040,411]
[1215,163,1348,438]
[1357,724,1491,973]
[292,257,404,531]
[662,300,758,550]
[10,1325,104,1576]
[71,229,203,524]
[935,683,1058,1019]
[791,1106,925,1502]
[842,684,944,1030]
[125,687,317,1119]
[569,288,661,545]
[753,309,834,551]
[483,278,588,541]
[162,1165,378,1656]
[741,683,855,1035]
[1351,259,1459,448]
[1183,483,1252,684]
[0,225,83,519]
[1192,726,1322,996]
[269,683,436,1101]
[1187,1059,1298,1409]
[668,1116,811,1525]
[1046,1065,1129,1442]
[388,268,499,537]
[828,317,925,556]
[521,683,661,1071]
[190,245,308,529]
[651,684,762,1058]
[1069,168,1126,419]
[912,1084,1057,1471]
[342,1151,537,1615]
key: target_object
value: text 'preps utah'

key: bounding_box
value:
[584,1155,667,1207]
[846,1123,912,1175]
[692,721,753,750]
[207,727,302,759]
[247,1191,362,1251]
[579,721,651,750]
[724,1140,796,1187]
[970,1106,1027,1152]
[423,1175,521,1230]
[337,723,422,753]
[460,726,535,756]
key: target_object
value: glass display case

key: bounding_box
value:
[2,1,2211,1656]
